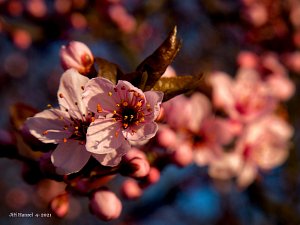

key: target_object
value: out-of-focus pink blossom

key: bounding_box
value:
[50,193,69,218]
[237,51,259,69]
[210,70,275,123]
[121,179,143,199]
[212,114,293,188]
[193,117,236,166]
[121,148,150,178]
[89,189,122,221]
[162,93,211,132]
[108,4,137,34]
[60,41,94,75]
[245,3,268,27]
[82,77,163,166]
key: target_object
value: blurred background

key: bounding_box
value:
[0,0,300,224]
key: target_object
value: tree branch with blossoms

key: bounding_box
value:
[1,23,295,222]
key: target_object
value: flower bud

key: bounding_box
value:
[121,148,150,178]
[89,189,122,221]
[50,193,69,218]
[120,179,143,200]
[60,41,94,75]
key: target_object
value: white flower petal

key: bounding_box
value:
[26,108,71,144]
[58,69,89,119]
[51,140,91,174]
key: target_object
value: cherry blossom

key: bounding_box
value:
[82,77,163,162]
[210,70,276,123]
[25,69,127,174]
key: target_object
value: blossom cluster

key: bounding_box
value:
[6,34,295,221]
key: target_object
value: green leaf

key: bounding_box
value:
[135,26,182,91]
[153,74,203,101]
[95,57,124,84]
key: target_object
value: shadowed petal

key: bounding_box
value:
[125,122,158,142]
[92,141,130,166]
[144,91,163,120]
[86,118,125,154]
[51,140,91,174]
[82,77,117,115]
[26,108,71,144]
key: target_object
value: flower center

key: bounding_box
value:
[118,105,142,129]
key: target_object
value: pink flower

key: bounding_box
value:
[26,69,126,174]
[82,77,163,157]
[60,41,94,75]
[210,70,276,123]
[211,114,293,188]
[162,93,211,132]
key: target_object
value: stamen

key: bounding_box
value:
[43,130,48,136]
[108,91,112,96]
[97,103,103,113]
[124,115,128,120]
[63,138,67,143]
[116,103,120,107]
[123,123,128,129]
[63,125,68,130]
[59,93,64,98]
[115,131,119,137]
[81,86,84,90]
[47,104,52,108]
[122,101,128,107]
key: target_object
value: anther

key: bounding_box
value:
[122,101,128,107]
[43,131,48,136]
[47,104,52,108]
[97,103,103,113]
[59,93,64,98]
[123,123,128,129]
[63,138,67,143]
[81,86,84,90]
[108,91,112,96]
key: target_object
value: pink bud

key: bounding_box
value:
[121,179,143,199]
[60,41,94,75]
[172,143,193,167]
[89,189,122,221]
[50,193,69,218]
[144,167,160,186]
[157,126,177,148]
[121,148,150,178]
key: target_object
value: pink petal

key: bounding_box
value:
[124,121,158,142]
[236,162,257,188]
[51,140,91,174]
[92,141,130,166]
[82,77,118,115]
[26,108,71,144]
[144,91,164,120]
[57,69,89,119]
[86,118,125,154]
[210,72,235,110]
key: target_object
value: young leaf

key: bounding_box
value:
[153,74,203,101]
[95,57,124,84]
[135,26,182,91]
